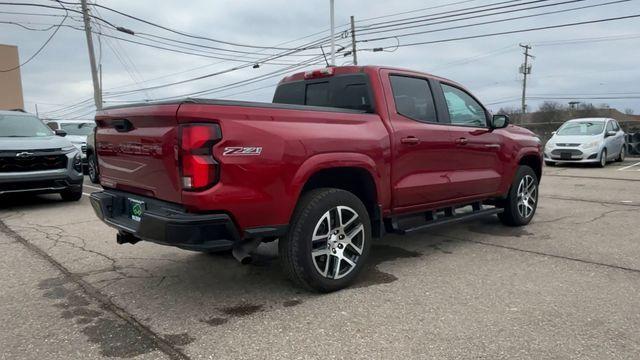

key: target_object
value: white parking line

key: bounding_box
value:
[82,192,92,197]
[617,162,640,171]
[84,184,102,191]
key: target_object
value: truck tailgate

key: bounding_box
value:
[95,104,182,204]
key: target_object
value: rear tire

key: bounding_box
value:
[498,166,538,227]
[60,186,83,201]
[279,188,371,292]
[616,146,625,162]
[598,149,607,168]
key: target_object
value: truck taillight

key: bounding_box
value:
[303,67,334,79]
[179,123,221,191]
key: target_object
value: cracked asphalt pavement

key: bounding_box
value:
[1,160,639,359]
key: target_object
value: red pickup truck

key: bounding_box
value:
[90,66,542,292]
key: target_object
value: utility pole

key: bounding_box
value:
[329,0,335,66]
[519,43,533,117]
[80,0,102,111]
[35,104,39,117]
[350,16,358,65]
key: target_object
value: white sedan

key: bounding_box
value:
[544,118,626,168]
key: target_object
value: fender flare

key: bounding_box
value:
[288,152,384,213]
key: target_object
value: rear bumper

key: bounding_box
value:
[90,190,240,252]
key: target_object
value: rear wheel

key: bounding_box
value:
[279,188,371,292]
[598,149,607,168]
[60,186,83,201]
[498,166,538,227]
[616,146,625,162]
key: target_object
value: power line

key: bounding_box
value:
[0,1,68,72]
[0,2,118,27]
[101,36,348,97]
[80,1,320,51]
[356,0,625,42]
[355,0,483,23]
[533,33,640,46]
[358,14,640,50]
[356,0,535,32]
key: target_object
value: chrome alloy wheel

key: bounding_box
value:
[516,175,537,219]
[311,206,365,279]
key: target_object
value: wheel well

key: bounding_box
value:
[301,167,381,237]
[519,154,542,181]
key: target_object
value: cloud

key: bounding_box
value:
[0,0,638,117]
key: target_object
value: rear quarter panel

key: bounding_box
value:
[178,103,391,230]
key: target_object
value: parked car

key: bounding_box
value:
[90,66,542,292]
[45,120,96,171]
[544,118,626,167]
[0,110,84,200]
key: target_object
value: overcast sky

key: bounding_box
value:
[1,0,639,119]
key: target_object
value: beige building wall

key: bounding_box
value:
[0,44,25,110]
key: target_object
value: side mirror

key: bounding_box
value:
[491,114,509,129]
[605,130,616,137]
[54,129,67,137]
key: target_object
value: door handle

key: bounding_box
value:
[455,137,468,145]
[401,136,420,145]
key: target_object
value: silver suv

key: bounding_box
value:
[0,110,84,200]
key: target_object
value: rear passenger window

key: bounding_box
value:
[389,75,437,123]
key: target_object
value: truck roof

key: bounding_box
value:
[279,65,464,88]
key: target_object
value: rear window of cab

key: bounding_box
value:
[273,74,374,113]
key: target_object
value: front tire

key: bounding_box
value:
[279,188,371,292]
[498,166,539,227]
[60,186,83,201]
[598,149,607,168]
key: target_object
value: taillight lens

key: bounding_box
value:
[179,123,221,191]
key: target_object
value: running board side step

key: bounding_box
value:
[390,202,503,235]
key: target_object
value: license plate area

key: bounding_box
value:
[560,152,572,160]
[128,198,146,222]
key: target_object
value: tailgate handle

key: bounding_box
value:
[112,119,134,133]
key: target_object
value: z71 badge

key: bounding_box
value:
[223,147,262,156]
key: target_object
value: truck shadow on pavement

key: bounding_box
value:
[140,231,476,329]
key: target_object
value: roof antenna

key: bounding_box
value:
[320,45,330,67]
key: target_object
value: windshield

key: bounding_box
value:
[61,122,95,136]
[556,121,604,136]
[0,114,54,137]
